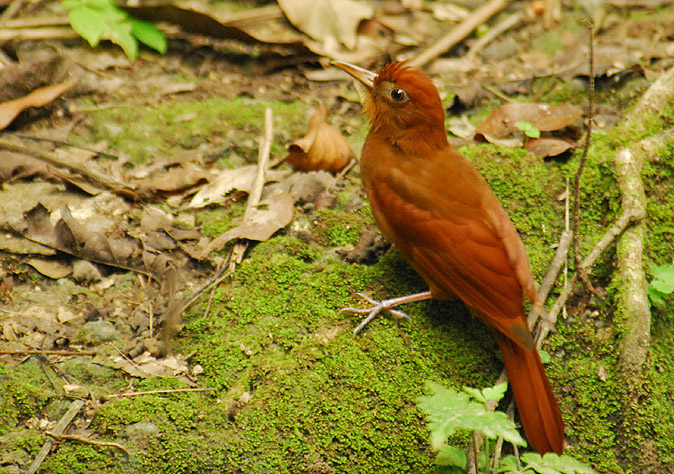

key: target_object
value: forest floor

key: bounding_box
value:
[1,1,674,473]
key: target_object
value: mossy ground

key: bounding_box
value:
[2,63,674,474]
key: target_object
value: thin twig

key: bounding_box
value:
[409,0,512,68]
[572,24,603,300]
[2,16,70,28]
[0,349,95,356]
[107,387,215,398]
[45,431,130,455]
[181,109,274,312]
[27,399,85,474]
[481,84,514,103]
[0,137,139,200]
[0,27,79,41]
[15,134,121,160]
[537,208,641,347]
[227,107,274,272]
[527,230,573,329]
[466,12,524,61]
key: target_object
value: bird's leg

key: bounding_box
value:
[339,291,432,335]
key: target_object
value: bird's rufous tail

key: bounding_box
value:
[496,335,565,454]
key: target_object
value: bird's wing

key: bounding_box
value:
[366,149,536,349]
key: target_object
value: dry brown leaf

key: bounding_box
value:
[145,168,213,193]
[278,0,372,50]
[474,103,583,141]
[263,171,336,204]
[0,79,76,130]
[188,165,290,209]
[285,104,355,173]
[198,192,294,258]
[26,258,73,279]
[6,203,172,278]
[525,137,575,158]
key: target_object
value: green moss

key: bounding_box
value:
[81,97,309,164]
[195,199,246,238]
[313,207,374,248]
[532,31,566,55]
[0,360,56,430]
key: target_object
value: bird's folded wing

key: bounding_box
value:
[371,180,534,349]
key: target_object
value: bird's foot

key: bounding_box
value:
[339,291,432,335]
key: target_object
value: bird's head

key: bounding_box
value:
[333,61,448,151]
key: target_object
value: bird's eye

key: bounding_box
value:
[390,88,408,102]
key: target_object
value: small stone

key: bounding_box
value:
[77,320,118,344]
[72,260,103,283]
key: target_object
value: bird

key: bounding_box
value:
[333,60,565,455]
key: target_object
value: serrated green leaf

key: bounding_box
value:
[497,455,520,473]
[417,381,526,451]
[109,23,138,60]
[462,386,486,403]
[482,382,508,401]
[434,444,467,468]
[130,19,167,54]
[541,453,598,474]
[69,7,105,46]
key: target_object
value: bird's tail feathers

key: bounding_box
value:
[496,335,565,454]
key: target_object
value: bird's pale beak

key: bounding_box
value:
[332,61,376,89]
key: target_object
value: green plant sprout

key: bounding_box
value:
[647,264,674,309]
[417,381,597,473]
[61,0,167,61]
[516,121,541,139]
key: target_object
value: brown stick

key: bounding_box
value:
[572,25,602,300]
[409,0,512,68]
[466,11,524,61]
[0,349,95,356]
[180,108,274,312]
[45,431,130,455]
[0,27,79,41]
[0,137,140,199]
[27,399,85,474]
[106,387,215,398]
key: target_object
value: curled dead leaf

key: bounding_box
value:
[475,102,583,140]
[0,79,76,130]
[198,192,294,258]
[525,137,575,158]
[285,104,355,173]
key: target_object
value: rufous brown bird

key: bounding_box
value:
[333,60,565,455]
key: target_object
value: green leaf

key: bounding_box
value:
[109,22,138,60]
[417,381,527,451]
[83,0,119,12]
[648,286,666,308]
[539,348,551,364]
[509,452,598,474]
[463,382,508,404]
[651,278,674,294]
[516,121,541,138]
[481,381,508,401]
[434,444,467,468]
[130,19,167,54]
[61,0,81,10]
[69,7,105,46]
[540,453,598,474]
[650,264,674,282]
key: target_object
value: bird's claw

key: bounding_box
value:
[339,293,412,335]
